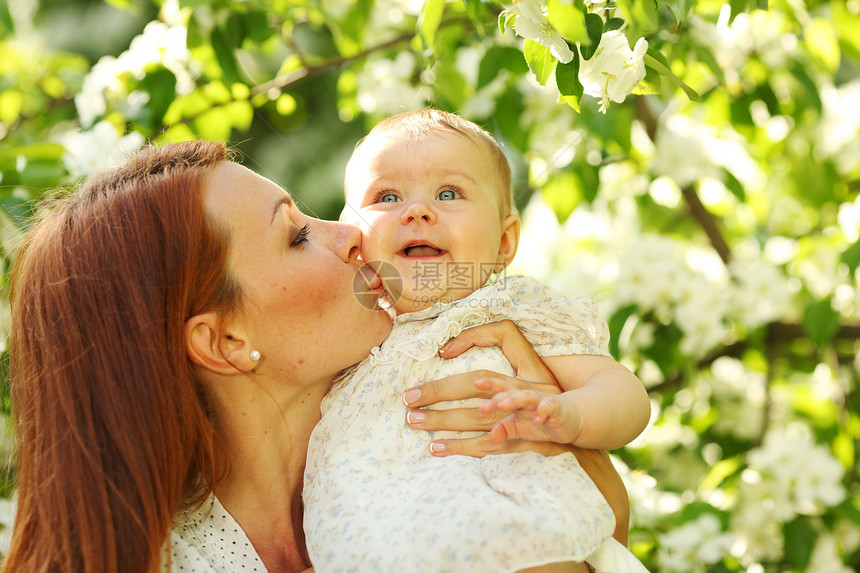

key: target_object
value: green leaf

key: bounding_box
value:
[478,46,528,89]
[418,0,446,49]
[805,18,841,73]
[225,12,246,47]
[616,0,658,32]
[605,18,625,32]
[608,304,637,358]
[663,0,696,28]
[495,88,528,153]
[700,457,743,490]
[547,0,588,44]
[499,10,515,35]
[292,22,339,59]
[555,52,583,112]
[728,0,747,23]
[211,26,242,84]
[523,39,557,86]
[194,106,234,141]
[802,296,841,349]
[646,321,683,375]
[721,168,746,202]
[138,66,177,129]
[542,171,582,223]
[783,516,816,569]
[104,0,139,11]
[581,13,604,60]
[225,101,254,131]
[841,240,860,275]
[244,10,272,44]
[643,52,700,101]
[431,61,468,110]
[693,44,727,86]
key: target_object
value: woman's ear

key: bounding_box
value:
[495,214,521,271]
[184,312,257,374]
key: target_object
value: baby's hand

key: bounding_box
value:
[476,378,582,445]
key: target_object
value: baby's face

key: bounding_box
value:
[343,131,516,314]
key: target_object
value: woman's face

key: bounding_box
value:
[204,162,392,385]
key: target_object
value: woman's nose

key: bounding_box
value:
[400,199,436,225]
[315,218,361,263]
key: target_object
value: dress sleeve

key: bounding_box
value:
[494,275,612,358]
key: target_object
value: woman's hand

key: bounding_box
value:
[402,320,563,456]
[402,319,630,545]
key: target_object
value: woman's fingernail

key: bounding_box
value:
[406,410,426,424]
[403,388,421,405]
[429,442,446,455]
[439,341,452,354]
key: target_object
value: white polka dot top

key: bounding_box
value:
[169,494,266,572]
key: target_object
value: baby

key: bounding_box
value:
[303,109,651,572]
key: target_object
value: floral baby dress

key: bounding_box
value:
[303,275,646,572]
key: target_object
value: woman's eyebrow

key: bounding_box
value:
[271,195,294,224]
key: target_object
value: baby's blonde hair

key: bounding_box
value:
[346,108,513,216]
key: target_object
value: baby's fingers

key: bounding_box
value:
[488,415,520,444]
[478,389,541,414]
[473,377,517,395]
[534,395,562,424]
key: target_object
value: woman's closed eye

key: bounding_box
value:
[291,223,310,247]
[436,187,462,201]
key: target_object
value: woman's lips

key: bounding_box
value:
[356,263,384,291]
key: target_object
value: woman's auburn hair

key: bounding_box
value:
[4,140,239,573]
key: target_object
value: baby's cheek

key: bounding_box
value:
[359,231,387,263]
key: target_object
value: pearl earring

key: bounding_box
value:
[250,350,261,361]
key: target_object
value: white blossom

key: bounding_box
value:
[837,193,860,243]
[0,493,16,556]
[793,446,846,510]
[658,514,734,572]
[816,80,860,175]
[728,255,793,328]
[57,121,145,178]
[808,534,855,573]
[75,21,192,127]
[652,114,721,186]
[707,358,766,439]
[735,470,796,524]
[613,458,683,528]
[748,422,846,513]
[598,161,649,200]
[509,0,574,63]
[355,52,431,115]
[729,516,784,563]
[579,30,647,113]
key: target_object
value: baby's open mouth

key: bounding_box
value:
[401,244,444,257]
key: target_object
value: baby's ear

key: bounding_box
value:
[496,214,521,270]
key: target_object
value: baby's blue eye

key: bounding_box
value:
[380,193,401,203]
[437,189,458,201]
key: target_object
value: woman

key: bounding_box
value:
[4,141,627,572]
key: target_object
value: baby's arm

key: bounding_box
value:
[478,354,650,450]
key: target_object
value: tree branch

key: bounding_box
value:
[646,322,860,393]
[681,186,732,265]
[249,31,415,97]
[633,97,733,265]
